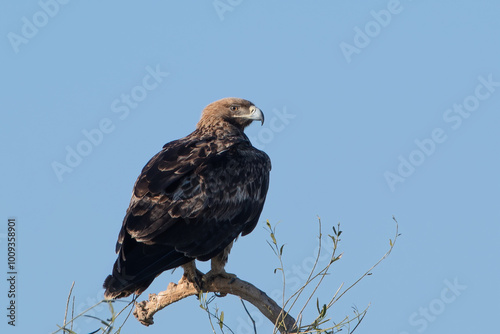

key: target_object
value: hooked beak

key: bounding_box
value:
[247,106,265,125]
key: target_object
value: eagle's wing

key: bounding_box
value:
[117,137,271,263]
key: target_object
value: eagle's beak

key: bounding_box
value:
[247,106,265,125]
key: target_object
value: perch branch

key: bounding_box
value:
[133,274,298,333]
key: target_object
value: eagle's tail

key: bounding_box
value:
[103,237,192,300]
[103,273,155,300]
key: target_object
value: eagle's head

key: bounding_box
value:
[197,97,264,130]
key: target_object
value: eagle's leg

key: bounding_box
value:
[181,261,204,291]
[203,242,237,285]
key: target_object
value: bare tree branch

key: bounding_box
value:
[133,274,298,333]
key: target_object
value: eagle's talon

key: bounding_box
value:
[203,270,237,285]
[201,271,237,294]
[214,292,228,297]
[181,264,204,291]
[189,275,202,291]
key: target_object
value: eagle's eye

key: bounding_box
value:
[229,105,239,112]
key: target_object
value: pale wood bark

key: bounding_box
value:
[133,274,298,333]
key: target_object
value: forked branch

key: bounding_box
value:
[133,274,298,333]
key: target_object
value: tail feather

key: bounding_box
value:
[103,237,192,299]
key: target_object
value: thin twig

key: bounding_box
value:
[100,298,136,333]
[115,297,138,333]
[63,281,75,334]
[240,298,257,334]
[70,296,75,332]
[329,218,399,308]
[292,219,326,322]
[199,292,236,334]
[200,293,218,334]
[52,300,106,334]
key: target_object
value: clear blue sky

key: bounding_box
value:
[1,1,499,333]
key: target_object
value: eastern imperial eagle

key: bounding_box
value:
[103,98,271,299]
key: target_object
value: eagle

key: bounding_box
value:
[103,97,271,299]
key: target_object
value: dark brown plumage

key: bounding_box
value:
[103,98,271,299]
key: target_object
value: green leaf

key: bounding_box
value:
[279,244,285,255]
[219,311,224,330]
[319,304,327,318]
